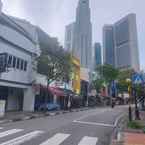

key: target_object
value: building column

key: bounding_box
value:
[23,87,35,112]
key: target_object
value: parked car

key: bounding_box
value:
[38,103,60,111]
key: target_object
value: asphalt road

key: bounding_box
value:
[0,106,127,145]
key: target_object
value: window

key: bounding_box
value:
[0,54,7,72]
[7,55,12,67]
[20,59,24,70]
[12,56,16,68]
[24,61,27,71]
[16,58,20,69]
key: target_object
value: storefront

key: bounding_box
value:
[0,86,24,111]
[80,67,90,105]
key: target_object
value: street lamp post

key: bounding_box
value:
[126,78,132,122]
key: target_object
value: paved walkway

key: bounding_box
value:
[123,111,145,145]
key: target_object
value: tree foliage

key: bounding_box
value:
[92,79,104,93]
[37,29,72,85]
[117,69,134,93]
[96,64,119,85]
[37,52,72,85]
[92,64,119,92]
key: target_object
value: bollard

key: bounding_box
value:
[117,131,124,142]
[129,105,132,122]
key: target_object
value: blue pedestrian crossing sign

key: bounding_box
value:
[132,73,144,85]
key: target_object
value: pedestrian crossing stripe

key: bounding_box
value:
[40,134,98,145]
[0,129,23,138]
[39,133,70,145]
[0,129,99,145]
[0,130,44,145]
[78,136,98,145]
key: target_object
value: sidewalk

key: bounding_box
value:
[123,111,145,145]
[124,132,145,145]
[111,110,145,145]
[0,107,90,124]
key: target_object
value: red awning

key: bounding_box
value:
[48,87,65,96]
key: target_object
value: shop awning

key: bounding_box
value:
[48,87,65,96]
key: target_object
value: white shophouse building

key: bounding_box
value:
[0,12,40,111]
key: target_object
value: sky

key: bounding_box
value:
[1,0,145,70]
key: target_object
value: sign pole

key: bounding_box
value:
[134,88,140,120]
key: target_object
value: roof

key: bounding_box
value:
[0,13,37,44]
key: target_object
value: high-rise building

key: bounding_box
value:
[94,43,102,67]
[114,14,140,71]
[73,0,92,69]
[64,23,75,53]
[103,25,115,67]
[103,14,140,71]
[0,0,2,14]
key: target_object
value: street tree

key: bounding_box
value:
[117,69,134,93]
[92,64,119,94]
[96,64,119,85]
[37,27,73,85]
[92,78,104,93]
[37,50,72,85]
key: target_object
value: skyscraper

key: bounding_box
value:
[94,43,102,67]
[64,23,75,53]
[73,0,92,69]
[103,25,115,67]
[114,14,140,71]
[103,14,140,71]
[0,0,2,14]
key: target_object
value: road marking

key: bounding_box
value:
[78,136,98,145]
[40,133,70,145]
[73,120,115,127]
[0,129,23,138]
[74,110,107,121]
[0,130,43,145]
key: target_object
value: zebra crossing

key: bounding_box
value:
[0,127,99,145]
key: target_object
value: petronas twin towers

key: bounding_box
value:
[65,0,92,69]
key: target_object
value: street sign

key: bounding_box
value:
[132,73,144,85]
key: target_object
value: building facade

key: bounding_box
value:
[71,56,81,94]
[0,0,2,15]
[103,25,115,67]
[64,23,75,53]
[94,43,102,67]
[114,14,140,71]
[0,13,40,111]
[65,0,92,70]
[103,14,140,71]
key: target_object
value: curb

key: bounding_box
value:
[110,113,128,145]
[0,107,90,125]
